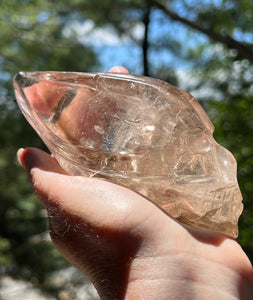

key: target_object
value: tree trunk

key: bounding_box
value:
[142,4,151,76]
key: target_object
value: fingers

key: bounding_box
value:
[60,66,129,147]
[57,87,118,149]
[21,81,66,114]
[17,147,67,174]
[21,66,129,114]
[20,66,130,149]
[17,148,154,231]
[109,66,129,73]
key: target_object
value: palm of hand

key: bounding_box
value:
[18,147,253,300]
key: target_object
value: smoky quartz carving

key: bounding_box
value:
[14,71,243,238]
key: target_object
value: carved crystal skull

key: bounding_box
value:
[13,71,243,238]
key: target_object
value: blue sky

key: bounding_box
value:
[63,7,205,75]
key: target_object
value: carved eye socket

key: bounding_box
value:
[189,97,215,134]
[177,88,215,134]
[184,127,211,154]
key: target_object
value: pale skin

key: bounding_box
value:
[17,67,253,299]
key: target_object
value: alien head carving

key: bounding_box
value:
[14,72,243,237]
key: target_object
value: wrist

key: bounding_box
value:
[121,247,253,300]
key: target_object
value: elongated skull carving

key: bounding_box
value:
[14,72,243,238]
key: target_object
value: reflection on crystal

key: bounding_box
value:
[13,71,243,238]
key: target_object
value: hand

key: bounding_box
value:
[17,67,253,300]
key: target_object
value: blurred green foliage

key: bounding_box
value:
[0,0,98,296]
[1,0,253,298]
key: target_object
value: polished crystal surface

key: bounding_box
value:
[13,71,243,238]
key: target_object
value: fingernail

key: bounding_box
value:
[17,147,68,175]
[17,148,25,168]
[17,147,37,172]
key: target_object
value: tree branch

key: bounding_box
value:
[151,0,253,63]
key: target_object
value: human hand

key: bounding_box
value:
[17,67,253,300]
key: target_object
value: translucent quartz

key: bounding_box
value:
[13,71,243,238]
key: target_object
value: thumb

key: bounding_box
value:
[17,147,155,231]
[17,147,148,298]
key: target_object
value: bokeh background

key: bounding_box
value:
[1,0,253,299]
